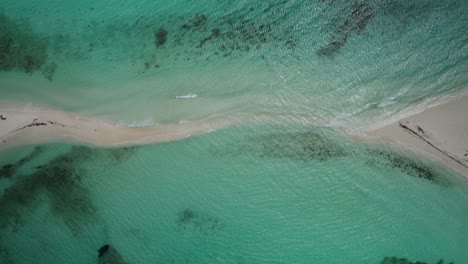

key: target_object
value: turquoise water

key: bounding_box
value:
[1,0,468,263]
[0,125,467,263]
[1,0,468,126]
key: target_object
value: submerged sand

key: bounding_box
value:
[1,92,468,178]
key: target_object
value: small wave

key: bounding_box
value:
[377,97,398,108]
[176,93,198,99]
[120,119,159,127]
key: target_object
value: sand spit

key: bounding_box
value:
[0,102,239,149]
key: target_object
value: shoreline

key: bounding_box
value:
[365,94,468,179]
[1,93,468,179]
[0,102,241,149]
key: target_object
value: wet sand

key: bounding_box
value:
[366,94,468,178]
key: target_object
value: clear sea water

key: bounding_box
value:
[1,0,468,263]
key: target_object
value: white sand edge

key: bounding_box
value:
[364,94,468,179]
[0,102,241,149]
[2,95,468,179]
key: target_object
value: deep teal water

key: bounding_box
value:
[1,0,468,263]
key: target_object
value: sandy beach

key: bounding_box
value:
[366,94,468,178]
[0,102,240,149]
[1,94,468,179]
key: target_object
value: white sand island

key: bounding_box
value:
[1,93,468,178]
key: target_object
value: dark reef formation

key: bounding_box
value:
[0,145,137,263]
[154,28,168,48]
[381,256,454,264]
[0,146,44,179]
[0,145,137,233]
[177,208,224,235]
[237,130,347,162]
[41,62,58,81]
[365,148,447,184]
[0,146,97,233]
[169,5,298,61]
[0,12,54,80]
[318,2,374,57]
[1,0,437,77]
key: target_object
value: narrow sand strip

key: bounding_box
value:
[2,95,468,178]
[0,103,240,149]
[366,94,468,178]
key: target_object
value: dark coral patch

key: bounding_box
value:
[98,244,128,264]
[0,12,50,76]
[0,146,96,233]
[181,14,208,31]
[381,256,454,264]
[98,244,110,258]
[0,145,138,234]
[41,62,58,81]
[154,28,168,48]
[318,2,374,57]
[242,131,347,162]
[177,209,224,235]
[366,149,444,183]
[0,146,44,179]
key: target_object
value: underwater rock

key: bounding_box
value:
[98,244,128,264]
[98,244,110,258]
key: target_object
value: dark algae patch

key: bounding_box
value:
[381,256,454,264]
[0,12,51,78]
[177,208,224,235]
[0,145,138,232]
[0,146,96,233]
[365,148,448,185]
[154,28,168,47]
[0,146,44,179]
[41,62,58,81]
[239,130,347,162]
[0,144,138,262]
[317,0,432,57]
[318,2,374,57]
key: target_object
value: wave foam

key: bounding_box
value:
[176,93,198,99]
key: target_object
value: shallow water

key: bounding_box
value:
[1,1,468,263]
[1,0,468,127]
[0,125,467,263]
